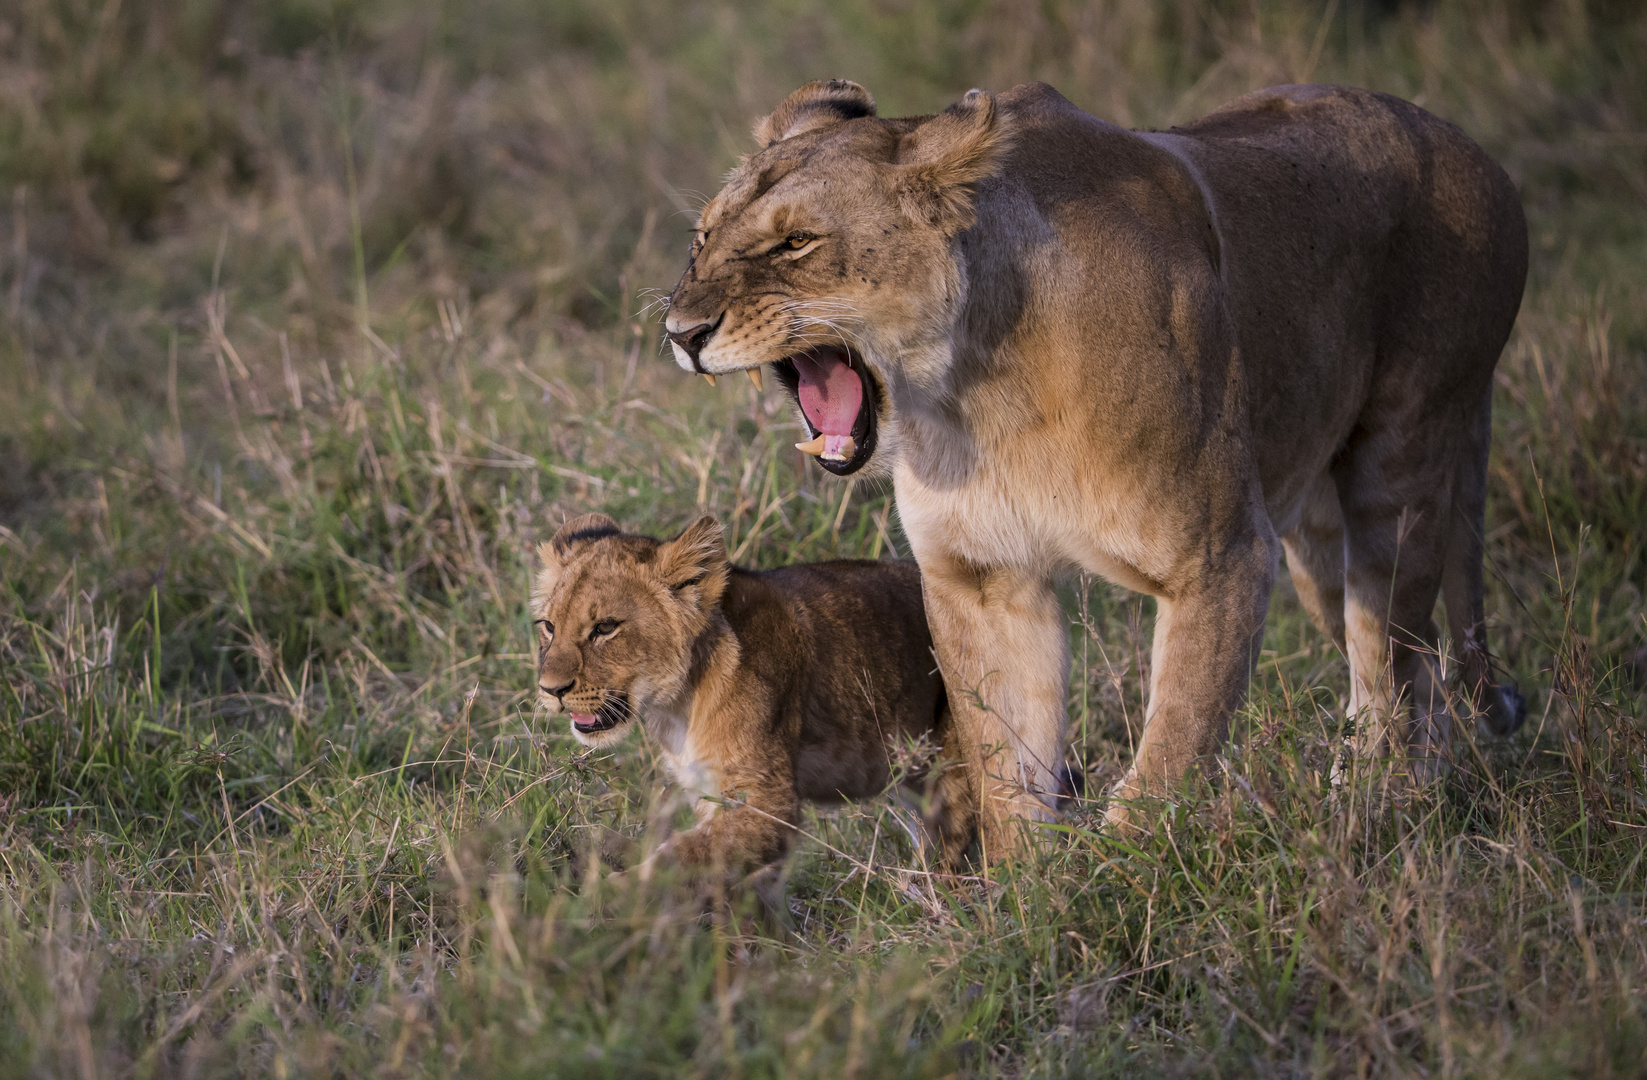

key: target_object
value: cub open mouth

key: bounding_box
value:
[570,694,630,735]
[771,347,878,476]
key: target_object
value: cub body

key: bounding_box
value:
[532,513,967,873]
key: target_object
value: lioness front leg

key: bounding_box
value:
[919,555,1069,858]
[1106,528,1277,829]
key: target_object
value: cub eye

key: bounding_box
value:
[533,619,554,639]
[781,232,814,251]
[589,619,621,641]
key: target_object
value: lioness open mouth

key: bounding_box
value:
[771,346,878,476]
[569,694,630,735]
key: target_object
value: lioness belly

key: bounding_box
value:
[895,452,1175,596]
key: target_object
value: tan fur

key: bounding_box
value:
[664,82,1528,850]
[531,514,969,875]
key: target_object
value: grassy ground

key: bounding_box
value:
[2,0,1645,1075]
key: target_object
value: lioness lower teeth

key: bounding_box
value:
[822,434,856,461]
[797,434,856,461]
[747,368,763,391]
[702,373,717,386]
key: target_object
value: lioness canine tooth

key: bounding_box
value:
[795,435,826,456]
[702,373,717,386]
[747,367,763,391]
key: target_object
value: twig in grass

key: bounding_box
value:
[138,467,272,559]
[408,652,485,702]
[348,633,405,685]
[369,815,402,900]
[204,758,328,850]
[495,766,568,813]
[730,486,794,562]
[346,757,541,786]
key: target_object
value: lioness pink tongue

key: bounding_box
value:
[571,712,597,727]
[793,349,862,439]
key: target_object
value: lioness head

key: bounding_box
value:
[664,79,1011,476]
[531,513,729,748]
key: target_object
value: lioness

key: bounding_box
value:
[531,513,970,874]
[663,80,1528,848]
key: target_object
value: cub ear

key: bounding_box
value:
[538,512,620,588]
[754,79,877,148]
[549,513,620,559]
[654,515,728,594]
[896,88,1010,232]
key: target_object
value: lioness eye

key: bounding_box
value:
[782,232,814,251]
[589,619,620,640]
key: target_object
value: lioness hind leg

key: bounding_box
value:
[1442,391,1527,738]
[1281,471,1348,654]
[1336,420,1455,782]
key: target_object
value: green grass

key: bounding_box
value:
[1,0,1645,1075]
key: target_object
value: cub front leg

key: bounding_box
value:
[919,554,1069,859]
[651,773,801,879]
[1106,526,1277,828]
[917,718,978,870]
[626,768,799,935]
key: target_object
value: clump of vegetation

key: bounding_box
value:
[1,0,1644,1075]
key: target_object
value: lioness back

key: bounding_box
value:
[977,81,1526,525]
[1149,84,1527,508]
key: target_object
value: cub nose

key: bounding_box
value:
[541,679,575,699]
[666,319,718,367]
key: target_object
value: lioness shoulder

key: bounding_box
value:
[531,513,972,874]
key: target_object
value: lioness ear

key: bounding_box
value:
[654,515,728,596]
[754,79,877,148]
[896,89,1010,231]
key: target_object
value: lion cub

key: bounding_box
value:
[531,513,971,875]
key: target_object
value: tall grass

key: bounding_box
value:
[1,0,1645,1075]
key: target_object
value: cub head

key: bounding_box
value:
[531,513,729,748]
[664,80,1011,476]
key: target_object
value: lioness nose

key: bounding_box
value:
[666,320,718,366]
[541,679,574,699]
